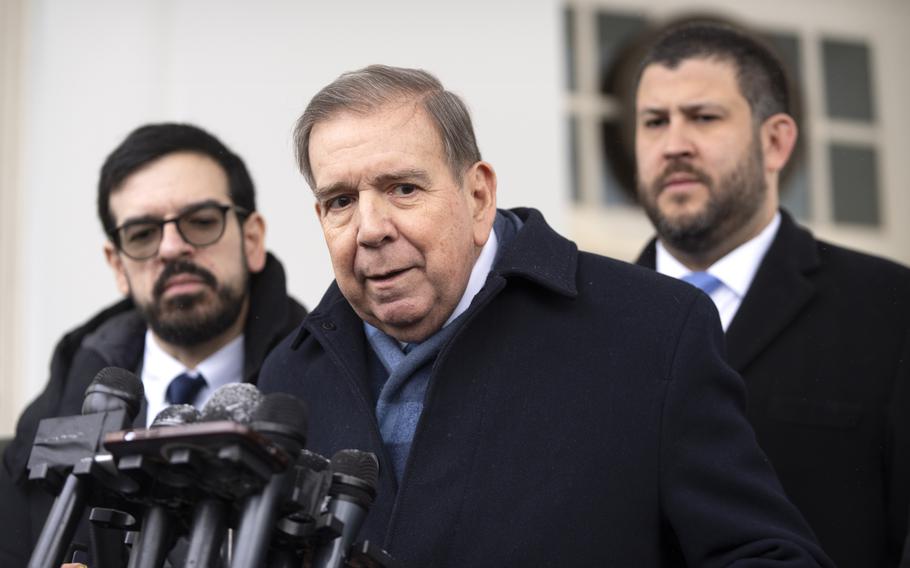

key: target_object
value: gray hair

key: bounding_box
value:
[293,64,481,188]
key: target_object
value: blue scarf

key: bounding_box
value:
[364,210,523,482]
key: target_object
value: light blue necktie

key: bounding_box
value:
[165,372,207,405]
[682,271,723,295]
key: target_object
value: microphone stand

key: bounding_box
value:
[127,504,173,568]
[184,498,228,568]
[28,471,89,568]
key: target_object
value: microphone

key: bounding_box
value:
[28,367,144,568]
[150,404,200,428]
[200,383,263,423]
[311,450,380,568]
[232,393,309,567]
[104,383,284,501]
[81,366,145,416]
[183,383,266,568]
[126,404,201,568]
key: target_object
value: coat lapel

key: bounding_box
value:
[301,291,373,398]
[724,213,819,371]
[637,239,658,270]
[636,212,820,372]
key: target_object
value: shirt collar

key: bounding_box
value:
[656,212,781,298]
[195,333,246,391]
[142,329,245,405]
[444,227,499,327]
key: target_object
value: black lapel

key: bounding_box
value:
[636,238,658,269]
[725,212,819,371]
[297,286,400,531]
[301,286,374,408]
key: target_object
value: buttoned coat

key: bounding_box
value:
[260,208,831,567]
[638,210,910,567]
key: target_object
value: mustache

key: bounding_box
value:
[655,160,712,190]
[153,260,218,300]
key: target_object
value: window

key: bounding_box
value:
[563,2,901,262]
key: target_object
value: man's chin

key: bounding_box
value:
[145,296,216,333]
[372,311,453,344]
[159,291,209,311]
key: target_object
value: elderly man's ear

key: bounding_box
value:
[465,161,497,248]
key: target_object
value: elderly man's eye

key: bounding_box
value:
[393,184,418,196]
[327,195,354,210]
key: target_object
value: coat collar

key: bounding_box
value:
[492,207,579,298]
[242,252,307,382]
[293,284,372,388]
[636,210,819,371]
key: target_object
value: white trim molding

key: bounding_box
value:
[1,0,26,437]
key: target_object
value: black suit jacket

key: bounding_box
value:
[260,208,832,567]
[638,210,910,568]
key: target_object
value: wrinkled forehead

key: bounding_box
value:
[311,99,433,145]
[309,102,447,184]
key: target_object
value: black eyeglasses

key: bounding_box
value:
[110,202,249,260]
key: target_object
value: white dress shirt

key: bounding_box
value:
[656,213,781,331]
[445,227,499,327]
[141,330,245,425]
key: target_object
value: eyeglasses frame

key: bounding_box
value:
[108,201,251,261]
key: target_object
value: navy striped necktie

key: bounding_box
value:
[165,372,207,405]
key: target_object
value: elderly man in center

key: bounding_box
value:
[259,64,833,567]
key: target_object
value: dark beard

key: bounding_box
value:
[135,260,248,347]
[639,137,767,255]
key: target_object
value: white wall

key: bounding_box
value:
[9,0,908,437]
[7,0,566,434]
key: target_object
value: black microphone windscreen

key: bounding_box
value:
[251,393,309,448]
[81,366,144,418]
[200,383,262,424]
[151,404,201,428]
[331,450,379,490]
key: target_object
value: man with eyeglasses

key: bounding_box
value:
[0,123,307,565]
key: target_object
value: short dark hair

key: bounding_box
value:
[97,123,256,234]
[636,21,791,124]
[294,64,481,188]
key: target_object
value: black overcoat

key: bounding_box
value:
[638,210,910,567]
[260,208,831,567]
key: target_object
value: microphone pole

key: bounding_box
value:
[33,471,90,568]
[183,383,264,568]
[231,393,308,568]
[311,450,379,568]
[126,505,172,568]
[28,367,144,568]
[126,404,200,568]
[184,498,229,568]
